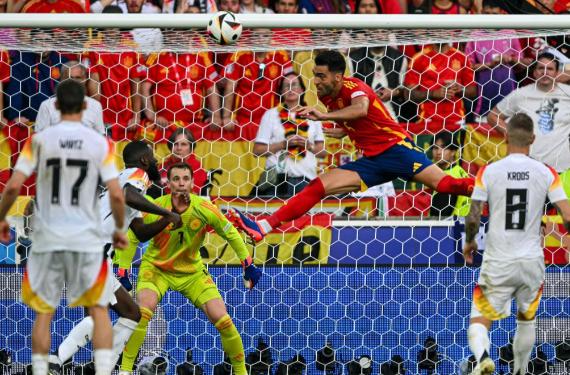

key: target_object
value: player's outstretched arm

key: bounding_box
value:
[106,178,128,249]
[0,171,27,242]
[129,216,172,243]
[463,200,484,265]
[299,96,369,122]
[124,185,182,228]
[203,202,262,288]
[554,199,570,232]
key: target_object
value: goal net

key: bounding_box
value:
[1,14,570,375]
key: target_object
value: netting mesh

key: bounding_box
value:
[1,24,570,375]
[1,27,570,53]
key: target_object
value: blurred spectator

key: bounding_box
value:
[223,50,293,140]
[220,0,240,11]
[84,22,145,145]
[35,60,105,134]
[408,0,469,13]
[429,132,470,217]
[271,0,312,47]
[404,43,476,134]
[91,0,163,51]
[158,128,207,195]
[488,52,570,172]
[9,0,85,12]
[349,45,407,121]
[164,0,210,13]
[274,0,298,12]
[299,0,348,13]
[431,0,465,13]
[0,0,7,11]
[141,51,221,158]
[241,0,274,12]
[348,0,403,13]
[464,0,526,118]
[253,73,325,198]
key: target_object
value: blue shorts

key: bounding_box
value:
[339,139,432,189]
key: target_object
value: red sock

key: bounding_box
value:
[435,175,475,196]
[267,178,326,228]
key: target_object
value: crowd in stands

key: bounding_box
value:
[1,0,570,218]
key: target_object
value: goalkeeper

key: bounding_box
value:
[119,162,262,375]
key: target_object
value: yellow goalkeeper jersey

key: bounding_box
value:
[142,194,249,274]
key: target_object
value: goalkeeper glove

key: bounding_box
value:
[117,268,133,292]
[241,256,262,290]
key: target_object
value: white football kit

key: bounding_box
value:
[16,121,118,311]
[470,153,567,320]
[35,96,106,135]
[99,167,150,241]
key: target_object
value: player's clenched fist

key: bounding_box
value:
[0,220,10,243]
[241,256,262,289]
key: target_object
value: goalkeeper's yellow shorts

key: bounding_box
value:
[137,261,222,307]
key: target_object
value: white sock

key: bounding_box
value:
[58,316,94,363]
[32,353,49,375]
[258,219,272,233]
[111,318,139,367]
[513,319,536,375]
[94,349,114,375]
[468,323,490,362]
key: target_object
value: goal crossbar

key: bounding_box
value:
[0,13,570,29]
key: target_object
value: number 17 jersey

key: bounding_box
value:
[15,121,118,253]
[472,153,567,262]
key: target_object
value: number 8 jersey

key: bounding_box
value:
[472,153,567,262]
[15,121,118,253]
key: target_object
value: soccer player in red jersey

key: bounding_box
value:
[229,50,475,241]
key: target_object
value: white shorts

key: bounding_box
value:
[471,258,545,321]
[110,276,122,305]
[22,251,114,313]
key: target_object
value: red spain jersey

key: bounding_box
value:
[320,77,409,158]
[146,52,218,124]
[404,46,475,133]
[225,50,293,125]
[22,0,85,12]
[87,51,145,133]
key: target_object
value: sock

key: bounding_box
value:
[111,318,139,368]
[32,353,49,375]
[215,315,246,375]
[436,175,475,196]
[267,178,326,228]
[513,319,536,375]
[121,307,153,372]
[468,323,490,362]
[94,349,114,375]
[58,316,94,363]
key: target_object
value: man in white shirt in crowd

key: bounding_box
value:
[35,60,105,134]
[488,52,570,172]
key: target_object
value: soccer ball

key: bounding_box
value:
[207,11,243,45]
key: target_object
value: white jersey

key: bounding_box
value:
[472,153,567,262]
[35,97,105,135]
[99,167,150,240]
[14,121,118,253]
